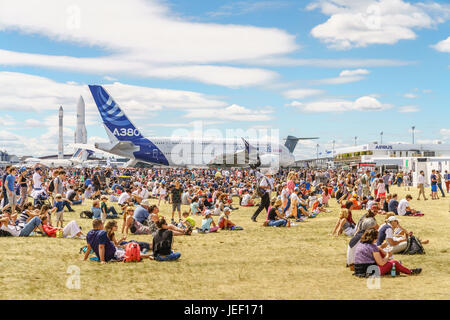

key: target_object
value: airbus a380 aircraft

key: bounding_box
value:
[87,85,317,168]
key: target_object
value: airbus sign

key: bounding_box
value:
[375,145,393,150]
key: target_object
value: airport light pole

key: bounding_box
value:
[412,126,415,144]
[380,131,383,144]
[316,144,319,160]
[354,136,357,146]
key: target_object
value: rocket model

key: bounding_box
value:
[74,95,87,144]
[58,106,64,159]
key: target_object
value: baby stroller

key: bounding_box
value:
[33,190,52,208]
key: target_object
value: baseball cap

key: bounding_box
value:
[224,207,231,212]
[204,210,212,216]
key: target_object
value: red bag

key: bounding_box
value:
[123,242,141,262]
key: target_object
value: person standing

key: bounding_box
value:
[445,170,450,194]
[251,170,274,222]
[417,171,427,201]
[382,171,390,194]
[170,180,183,223]
[4,167,17,214]
[430,170,438,200]
[436,171,445,198]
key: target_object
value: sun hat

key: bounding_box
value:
[224,207,231,212]
[141,199,151,206]
[387,216,399,223]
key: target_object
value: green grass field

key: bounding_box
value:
[1,186,449,300]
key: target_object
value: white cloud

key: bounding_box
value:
[285,101,304,107]
[0,0,298,87]
[184,104,274,122]
[208,1,290,17]
[0,115,16,126]
[282,89,325,99]
[398,105,420,113]
[241,57,413,67]
[440,129,450,139]
[403,93,418,99]
[432,36,450,53]
[309,68,370,85]
[307,0,450,50]
[0,72,230,115]
[0,49,278,87]
[290,96,392,113]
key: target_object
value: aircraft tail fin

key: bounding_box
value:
[88,85,143,143]
[71,149,94,161]
[284,136,301,153]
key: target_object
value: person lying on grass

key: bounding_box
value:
[105,220,151,253]
[331,200,356,237]
[150,217,181,261]
[263,199,290,227]
[123,205,189,236]
[40,215,85,239]
[84,219,152,264]
[353,229,422,277]
[0,209,45,237]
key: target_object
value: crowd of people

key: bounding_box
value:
[1,163,447,275]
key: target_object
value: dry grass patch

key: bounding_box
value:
[0,186,449,300]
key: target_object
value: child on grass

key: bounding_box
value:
[197,210,219,233]
[218,207,243,230]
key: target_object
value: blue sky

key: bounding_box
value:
[0,0,449,159]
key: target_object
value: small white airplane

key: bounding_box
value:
[79,85,318,168]
[24,148,93,168]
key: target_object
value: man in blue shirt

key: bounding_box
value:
[133,199,151,225]
[430,170,438,200]
[5,167,17,215]
[84,219,116,264]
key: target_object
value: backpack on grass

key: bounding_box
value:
[123,242,141,262]
[402,235,425,255]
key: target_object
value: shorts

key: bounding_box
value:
[56,211,64,222]
[7,192,17,206]
[114,248,125,261]
[378,193,386,199]
[431,185,437,192]
[172,203,181,212]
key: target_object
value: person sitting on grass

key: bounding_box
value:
[388,194,399,215]
[197,210,219,233]
[240,189,255,207]
[178,211,195,232]
[91,200,102,220]
[346,217,378,271]
[40,215,85,239]
[397,195,422,216]
[353,229,422,277]
[84,219,151,264]
[100,195,118,224]
[151,217,181,261]
[264,199,290,227]
[331,200,356,237]
[218,207,243,230]
[104,220,151,253]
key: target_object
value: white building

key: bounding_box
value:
[334,142,450,184]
